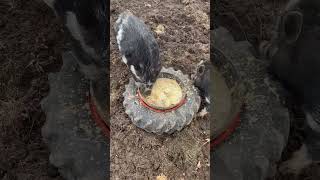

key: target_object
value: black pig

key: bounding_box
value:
[114,10,161,86]
[193,60,211,116]
[260,0,320,175]
[43,0,107,80]
[193,60,211,105]
[42,0,108,118]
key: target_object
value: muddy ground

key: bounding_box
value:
[0,0,64,179]
[110,0,210,179]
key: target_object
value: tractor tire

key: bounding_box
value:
[211,27,291,180]
[123,67,201,135]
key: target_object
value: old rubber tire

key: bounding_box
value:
[123,67,201,135]
[211,27,290,180]
[41,52,108,180]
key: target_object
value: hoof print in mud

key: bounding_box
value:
[123,67,201,134]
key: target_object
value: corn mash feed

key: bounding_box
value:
[145,78,183,108]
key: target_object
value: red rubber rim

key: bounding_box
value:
[88,94,110,138]
[137,89,187,113]
[210,112,241,150]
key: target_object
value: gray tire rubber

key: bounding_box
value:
[123,67,201,135]
[212,27,291,180]
[41,52,108,180]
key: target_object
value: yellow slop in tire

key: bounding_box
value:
[146,78,183,108]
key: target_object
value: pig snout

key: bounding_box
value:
[128,60,161,85]
[115,10,161,85]
[129,63,160,85]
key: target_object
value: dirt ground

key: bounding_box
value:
[0,0,65,179]
[110,0,210,179]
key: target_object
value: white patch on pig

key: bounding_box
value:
[130,65,142,81]
[205,97,210,104]
[116,26,124,51]
[198,107,208,117]
[115,15,122,25]
[197,60,204,66]
[122,56,128,64]
[65,12,97,60]
[116,14,129,52]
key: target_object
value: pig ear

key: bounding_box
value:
[281,11,303,44]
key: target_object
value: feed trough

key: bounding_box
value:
[123,67,201,134]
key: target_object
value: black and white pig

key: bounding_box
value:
[43,0,107,80]
[193,60,212,116]
[42,0,108,113]
[114,10,161,87]
[260,0,320,175]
